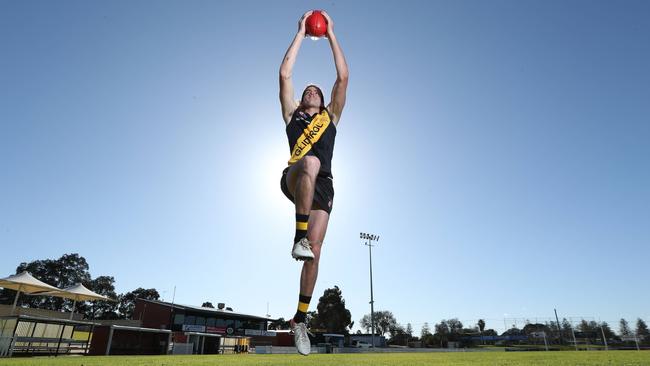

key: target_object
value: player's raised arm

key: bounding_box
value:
[322,11,349,125]
[279,11,312,124]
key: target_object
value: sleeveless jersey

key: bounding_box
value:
[286,108,337,178]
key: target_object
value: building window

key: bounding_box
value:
[241,320,263,330]
[173,314,185,325]
[185,315,195,325]
[207,318,216,327]
[216,318,227,327]
[195,317,206,326]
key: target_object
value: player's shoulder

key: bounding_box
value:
[283,102,301,125]
[324,106,339,126]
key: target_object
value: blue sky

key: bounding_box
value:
[1,0,649,334]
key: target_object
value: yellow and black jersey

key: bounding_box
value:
[286,108,337,178]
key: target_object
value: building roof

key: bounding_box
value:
[139,298,275,321]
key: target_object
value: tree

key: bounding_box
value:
[561,318,573,335]
[420,323,434,347]
[0,253,123,318]
[620,318,631,336]
[360,310,397,337]
[359,311,396,336]
[387,323,409,346]
[55,253,92,287]
[437,318,464,342]
[600,322,615,340]
[406,323,413,338]
[119,288,160,319]
[1,253,165,321]
[576,319,591,332]
[578,319,596,333]
[522,323,540,334]
[547,320,562,340]
[434,320,450,347]
[434,321,449,337]
[202,302,215,308]
[2,258,60,310]
[359,314,372,334]
[421,322,431,338]
[636,318,649,339]
[312,286,352,333]
[83,275,118,320]
[502,327,523,336]
[478,319,486,333]
[360,314,371,333]
[446,318,464,334]
[268,317,290,330]
[2,253,92,312]
[388,323,405,339]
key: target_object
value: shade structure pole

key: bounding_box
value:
[54,322,66,357]
[11,285,22,315]
[69,299,77,320]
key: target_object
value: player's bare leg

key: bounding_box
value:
[299,208,329,295]
[289,207,329,355]
[285,156,320,260]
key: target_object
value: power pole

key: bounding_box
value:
[360,232,379,349]
[554,309,562,345]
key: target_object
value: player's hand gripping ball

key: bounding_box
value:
[305,10,328,38]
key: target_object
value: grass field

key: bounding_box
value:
[2,351,649,366]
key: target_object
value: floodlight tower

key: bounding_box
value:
[360,232,379,349]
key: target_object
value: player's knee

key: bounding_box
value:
[310,244,322,262]
[305,252,321,268]
[299,156,321,176]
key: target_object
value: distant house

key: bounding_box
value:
[350,334,386,348]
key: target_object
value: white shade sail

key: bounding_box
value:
[1,272,114,318]
[34,283,114,302]
[29,283,116,320]
[0,271,60,293]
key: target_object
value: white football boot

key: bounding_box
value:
[291,237,314,261]
[291,319,312,356]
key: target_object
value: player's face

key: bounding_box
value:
[302,87,322,108]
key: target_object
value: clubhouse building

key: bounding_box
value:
[127,298,279,354]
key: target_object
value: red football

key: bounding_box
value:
[305,10,328,38]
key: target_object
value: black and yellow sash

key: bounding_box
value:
[288,110,331,165]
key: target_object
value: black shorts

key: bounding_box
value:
[280,166,334,214]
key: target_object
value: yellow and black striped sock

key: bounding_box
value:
[293,294,311,323]
[294,213,309,244]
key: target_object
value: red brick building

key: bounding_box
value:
[132,299,279,353]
